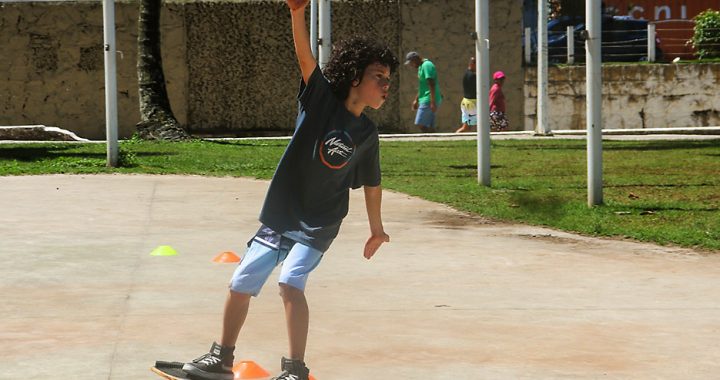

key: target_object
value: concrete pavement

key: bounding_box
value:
[1,175,718,379]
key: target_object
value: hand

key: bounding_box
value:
[287,0,309,11]
[411,99,418,111]
[430,102,436,113]
[363,232,390,260]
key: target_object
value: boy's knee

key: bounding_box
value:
[229,289,253,302]
[278,282,303,299]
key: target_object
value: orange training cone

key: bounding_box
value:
[309,375,317,380]
[213,251,241,263]
[232,360,270,379]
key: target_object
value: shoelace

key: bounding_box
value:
[275,372,300,380]
[194,354,222,366]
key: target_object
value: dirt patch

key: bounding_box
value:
[422,209,496,229]
[516,233,582,245]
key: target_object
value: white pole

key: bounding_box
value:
[647,23,656,62]
[586,0,603,206]
[476,0,490,186]
[524,27,531,64]
[536,0,550,135]
[102,0,118,167]
[318,0,331,69]
[310,0,318,58]
[567,25,575,64]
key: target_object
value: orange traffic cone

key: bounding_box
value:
[213,251,241,263]
[232,360,270,379]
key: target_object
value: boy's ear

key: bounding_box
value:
[350,68,361,87]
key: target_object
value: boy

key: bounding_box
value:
[181,1,397,379]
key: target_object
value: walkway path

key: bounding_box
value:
[1,175,718,379]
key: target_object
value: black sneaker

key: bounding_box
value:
[182,342,234,380]
[270,357,310,380]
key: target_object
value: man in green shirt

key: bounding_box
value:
[405,51,443,132]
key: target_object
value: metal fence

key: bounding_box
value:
[523,19,720,64]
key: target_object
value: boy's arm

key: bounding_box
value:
[288,0,317,84]
[363,185,390,260]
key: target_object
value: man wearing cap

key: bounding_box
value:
[405,51,443,133]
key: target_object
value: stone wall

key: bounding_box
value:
[0,0,524,139]
[0,2,188,140]
[524,63,720,130]
[182,1,403,136]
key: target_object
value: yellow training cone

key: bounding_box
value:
[213,251,241,263]
[232,360,269,379]
[150,245,178,257]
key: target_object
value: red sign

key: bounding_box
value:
[604,0,719,21]
[605,0,720,59]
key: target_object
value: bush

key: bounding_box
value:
[691,9,720,59]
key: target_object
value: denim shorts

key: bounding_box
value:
[414,103,437,129]
[229,235,323,297]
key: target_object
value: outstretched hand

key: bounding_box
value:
[287,0,309,11]
[363,232,390,260]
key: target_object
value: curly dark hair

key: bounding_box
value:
[322,35,399,101]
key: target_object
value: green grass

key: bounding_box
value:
[1,138,718,251]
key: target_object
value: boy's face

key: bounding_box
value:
[354,63,391,110]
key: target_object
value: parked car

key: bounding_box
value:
[526,15,663,63]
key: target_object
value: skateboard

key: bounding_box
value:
[151,361,196,380]
[151,359,316,380]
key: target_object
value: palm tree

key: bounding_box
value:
[136,0,189,140]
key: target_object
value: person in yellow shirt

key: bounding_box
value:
[455,57,477,133]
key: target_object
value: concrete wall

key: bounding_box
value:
[524,63,720,130]
[0,0,524,139]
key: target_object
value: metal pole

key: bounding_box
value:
[310,0,318,58]
[586,0,603,206]
[567,25,575,64]
[524,27,531,64]
[102,0,118,167]
[318,0,331,69]
[476,0,491,186]
[647,23,656,62]
[536,0,550,135]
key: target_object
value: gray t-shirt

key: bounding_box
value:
[258,66,382,252]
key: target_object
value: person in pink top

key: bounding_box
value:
[489,71,509,131]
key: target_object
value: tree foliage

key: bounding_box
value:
[691,9,720,59]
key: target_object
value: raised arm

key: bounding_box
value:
[288,0,317,84]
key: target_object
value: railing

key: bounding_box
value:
[523,20,720,65]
